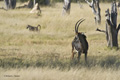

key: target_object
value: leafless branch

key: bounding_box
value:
[96,28,106,33]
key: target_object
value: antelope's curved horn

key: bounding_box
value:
[76,19,85,33]
[75,19,83,33]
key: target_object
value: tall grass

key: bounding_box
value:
[1,54,120,70]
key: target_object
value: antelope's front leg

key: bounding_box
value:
[78,51,81,62]
[71,41,75,59]
[85,52,87,63]
[71,47,74,59]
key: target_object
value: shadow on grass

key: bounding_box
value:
[0,55,120,70]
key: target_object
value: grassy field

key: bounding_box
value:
[0,2,120,80]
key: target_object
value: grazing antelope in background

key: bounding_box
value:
[72,19,89,62]
[26,24,41,32]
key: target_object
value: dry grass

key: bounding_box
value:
[0,2,120,80]
[0,68,120,80]
[1,67,120,80]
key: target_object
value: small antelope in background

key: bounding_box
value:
[72,19,89,62]
[26,24,41,32]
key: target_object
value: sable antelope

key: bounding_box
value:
[72,19,89,62]
[26,24,41,31]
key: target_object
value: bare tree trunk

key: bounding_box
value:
[30,3,41,14]
[97,1,120,48]
[4,0,9,9]
[77,1,83,8]
[85,0,101,24]
[62,0,71,15]
[28,0,33,8]
[4,0,16,9]
[45,0,50,5]
[11,0,16,9]
[34,0,36,6]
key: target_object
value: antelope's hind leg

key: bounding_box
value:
[78,51,81,62]
[85,52,87,63]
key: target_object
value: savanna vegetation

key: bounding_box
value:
[17,0,120,4]
[17,0,120,2]
[0,1,120,80]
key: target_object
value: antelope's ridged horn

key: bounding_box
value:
[76,19,85,33]
[75,19,83,33]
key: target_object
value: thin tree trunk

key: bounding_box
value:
[28,0,33,8]
[4,0,16,9]
[62,0,71,15]
[4,0,9,9]
[45,0,50,5]
[85,0,101,24]
[34,0,36,6]
[11,0,16,9]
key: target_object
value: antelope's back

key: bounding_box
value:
[78,33,89,53]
